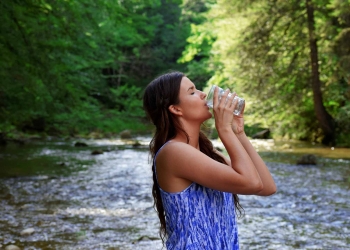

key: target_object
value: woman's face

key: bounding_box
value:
[175,77,212,122]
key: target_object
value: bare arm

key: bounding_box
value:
[235,132,276,196]
[213,87,264,193]
[157,139,263,195]
[229,93,276,196]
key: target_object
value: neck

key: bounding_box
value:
[173,121,201,150]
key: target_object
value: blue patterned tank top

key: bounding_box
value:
[154,142,239,250]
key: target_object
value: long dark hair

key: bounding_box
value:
[143,71,243,243]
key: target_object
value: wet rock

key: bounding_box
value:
[281,143,292,149]
[74,142,88,147]
[252,129,270,139]
[132,141,141,148]
[36,220,43,226]
[5,245,21,250]
[20,228,35,236]
[297,154,317,165]
[91,150,103,155]
[133,235,159,243]
[120,130,132,139]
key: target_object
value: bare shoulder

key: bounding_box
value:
[159,141,196,155]
[156,141,208,169]
[156,141,201,168]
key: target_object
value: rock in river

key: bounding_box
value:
[120,130,132,139]
[5,245,21,250]
[297,154,317,165]
[20,227,35,236]
[91,150,104,155]
[74,142,88,147]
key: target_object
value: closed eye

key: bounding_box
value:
[187,86,196,95]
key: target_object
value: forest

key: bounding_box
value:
[1,0,349,146]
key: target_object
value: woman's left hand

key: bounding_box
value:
[231,97,245,135]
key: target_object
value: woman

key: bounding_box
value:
[143,71,276,249]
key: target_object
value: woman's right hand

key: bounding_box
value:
[212,87,237,133]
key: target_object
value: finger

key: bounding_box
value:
[219,89,230,107]
[228,92,237,108]
[231,97,238,110]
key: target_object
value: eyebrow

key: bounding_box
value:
[187,86,195,92]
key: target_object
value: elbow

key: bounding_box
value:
[271,184,277,194]
[268,184,277,195]
[259,183,277,196]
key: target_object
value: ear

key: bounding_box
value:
[168,105,183,116]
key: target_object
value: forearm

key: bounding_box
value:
[218,128,263,190]
[235,132,277,196]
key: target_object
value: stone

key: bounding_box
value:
[132,141,141,148]
[20,228,35,236]
[5,245,21,250]
[120,130,132,139]
[297,154,317,165]
[74,142,88,147]
[91,150,103,155]
[281,143,292,149]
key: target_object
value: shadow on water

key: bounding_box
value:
[0,137,349,249]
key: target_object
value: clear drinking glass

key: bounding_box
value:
[206,85,245,116]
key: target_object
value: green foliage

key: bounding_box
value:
[190,0,350,145]
[178,0,217,90]
[0,0,190,137]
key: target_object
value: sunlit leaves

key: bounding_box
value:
[192,0,350,144]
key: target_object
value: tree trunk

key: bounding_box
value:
[305,0,336,145]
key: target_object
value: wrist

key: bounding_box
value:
[217,126,234,136]
[234,131,246,138]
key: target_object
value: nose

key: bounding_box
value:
[200,91,207,99]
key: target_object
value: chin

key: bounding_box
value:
[205,113,212,120]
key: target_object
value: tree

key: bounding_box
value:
[178,0,218,90]
[305,0,335,145]
[198,0,349,145]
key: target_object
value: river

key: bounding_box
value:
[0,137,349,249]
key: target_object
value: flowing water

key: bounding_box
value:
[0,137,349,249]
